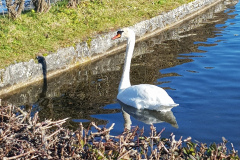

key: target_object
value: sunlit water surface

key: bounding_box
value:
[2,0,240,150]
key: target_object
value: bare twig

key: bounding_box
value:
[3,150,36,160]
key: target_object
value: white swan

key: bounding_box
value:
[112,28,179,112]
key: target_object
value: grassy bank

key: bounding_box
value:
[0,0,194,69]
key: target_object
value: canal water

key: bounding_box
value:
[0,0,33,14]
[2,0,240,150]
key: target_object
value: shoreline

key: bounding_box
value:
[0,0,223,96]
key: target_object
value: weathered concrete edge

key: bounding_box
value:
[0,0,222,96]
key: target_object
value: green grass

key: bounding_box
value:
[0,0,194,69]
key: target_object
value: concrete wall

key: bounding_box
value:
[0,0,227,95]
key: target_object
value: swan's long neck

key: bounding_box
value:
[118,32,135,92]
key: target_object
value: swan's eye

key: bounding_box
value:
[112,31,124,40]
[117,31,124,35]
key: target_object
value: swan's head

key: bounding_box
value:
[112,28,135,40]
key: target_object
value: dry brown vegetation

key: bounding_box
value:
[0,101,239,159]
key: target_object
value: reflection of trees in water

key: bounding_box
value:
[2,1,236,130]
[41,80,120,129]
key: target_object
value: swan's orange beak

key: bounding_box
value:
[112,33,121,40]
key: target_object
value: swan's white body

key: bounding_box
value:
[118,84,178,111]
[113,28,178,112]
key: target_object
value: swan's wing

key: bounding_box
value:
[117,84,178,111]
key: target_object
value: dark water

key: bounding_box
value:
[2,0,240,150]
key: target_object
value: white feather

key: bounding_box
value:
[118,84,178,111]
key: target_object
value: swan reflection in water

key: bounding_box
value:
[119,101,178,130]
